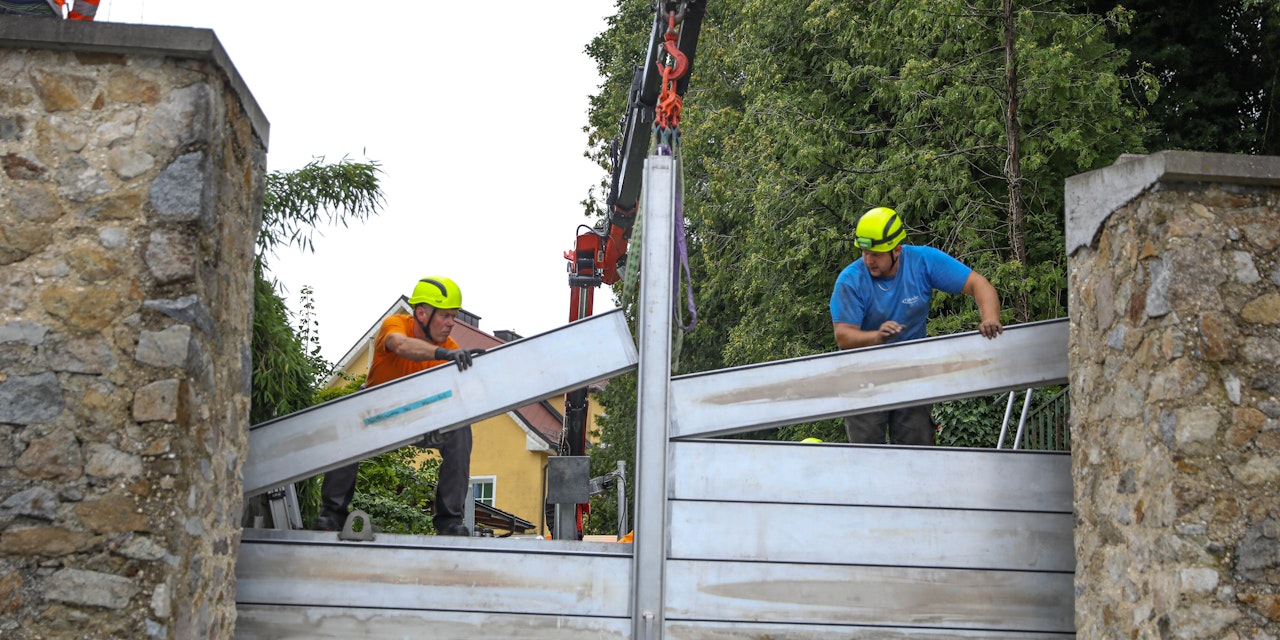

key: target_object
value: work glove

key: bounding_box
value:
[434,347,486,371]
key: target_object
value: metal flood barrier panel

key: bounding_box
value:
[242,309,638,497]
[232,154,1076,638]
[662,439,1075,639]
[234,439,1075,640]
[668,318,1069,439]
[233,322,1075,639]
[234,530,634,639]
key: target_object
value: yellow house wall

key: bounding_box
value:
[326,340,373,390]
[344,344,372,383]
[471,415,552,536]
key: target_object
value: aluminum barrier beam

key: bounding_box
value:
[243,310,638,497]
[669,318,1068,439]
[235,529,633,639]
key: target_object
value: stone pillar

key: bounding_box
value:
[1067,151,1280,639]
[0,20,266,639]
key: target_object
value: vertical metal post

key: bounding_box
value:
[997,391,1016,449]
[464,480,476,534]
[553,503,574,540]
[616,460,628,538]
[283,483,303,530]
[1013,389,1034,450]
[632,155,675,639]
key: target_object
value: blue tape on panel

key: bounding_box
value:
[363,390,453,426]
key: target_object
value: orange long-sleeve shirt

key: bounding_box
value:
[366,314,460,388]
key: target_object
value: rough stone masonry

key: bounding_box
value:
[0,20,265,639]
[1068,152,1280,640]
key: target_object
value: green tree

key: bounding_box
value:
[250,263,318,424]
[580,1,1148,489]
[585,372,637,536]
[1082,0,1280,155]
[247,157,387,528]
[708,0,1147,366]
[251,157,384,424]
[258,157,384,258]
[351,447,442,535]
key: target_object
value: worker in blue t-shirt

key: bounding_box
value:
[830,207,1003,445]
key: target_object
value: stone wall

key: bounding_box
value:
[1067,151,1280,639]
[0,21,265,639]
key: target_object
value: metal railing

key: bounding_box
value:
[999,386,1070,451]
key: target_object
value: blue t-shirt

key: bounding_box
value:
[829,245,971,343]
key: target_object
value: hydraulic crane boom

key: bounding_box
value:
[595,0,705,283]
[568,0,705,303]
[558,0,706,539]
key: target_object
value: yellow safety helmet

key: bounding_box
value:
[855,207,906,252]
[800,437,824,444]
[409,276,462,309]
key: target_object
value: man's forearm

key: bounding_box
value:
[386,334,443,362]
[834,324,884,350]
[963,273,1001,321]
[975,285,1001,322]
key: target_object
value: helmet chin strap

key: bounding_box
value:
[415,307,440,344]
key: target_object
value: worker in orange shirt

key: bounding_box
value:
[0,0,97,19]
[314,276,485,536]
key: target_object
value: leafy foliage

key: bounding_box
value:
[701,0,1146,362]
[258,157,384,257]
[250,262,319,424]
[585,372,637,536]
[251,157,385,424]
[1082,0,1280,155]
[934,395,1007,448]
[248,157,385,528]
[775,419,846,444]
[580,0,1151,488]
[314,373,367,404]
[351,447,441,535]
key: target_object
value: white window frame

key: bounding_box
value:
[470,475,496,507]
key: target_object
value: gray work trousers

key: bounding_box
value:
[319,425,472,530]
[844,405,935,445]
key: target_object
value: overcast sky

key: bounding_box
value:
[100,1,618,363]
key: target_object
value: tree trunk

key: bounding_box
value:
[1004,0,1030,322]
